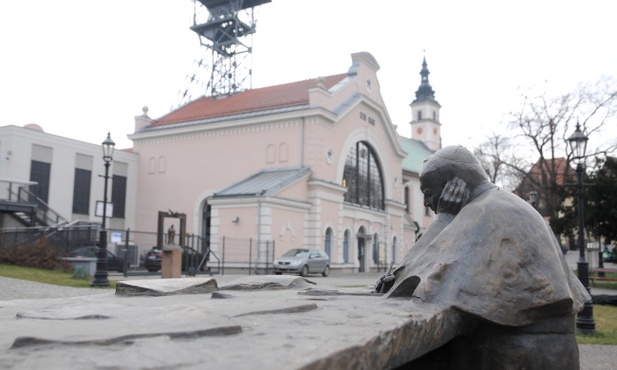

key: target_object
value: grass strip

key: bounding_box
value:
[0,264,116,289]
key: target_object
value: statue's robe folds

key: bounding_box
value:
[389,188,590,368]
[389,188,590,327]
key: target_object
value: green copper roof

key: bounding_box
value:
[400,137,434,174]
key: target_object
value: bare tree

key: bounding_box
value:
[512,77,616,219]
[474,77,617,239]
[473,133,527,191]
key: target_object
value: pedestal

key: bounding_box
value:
[161,245,182,279]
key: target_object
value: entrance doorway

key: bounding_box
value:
[324,228,332,258]
[357,226,366,273]
[201,203,211,252]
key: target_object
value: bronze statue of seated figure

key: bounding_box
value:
[375,145,590,370]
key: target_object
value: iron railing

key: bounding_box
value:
[1,223,277,277]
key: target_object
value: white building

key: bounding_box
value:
[0,124,138,231]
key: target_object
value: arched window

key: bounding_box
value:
[324,228,333,258]
[158,156,167,173]
[343,230,350,263]
[372,233,379,264]
[148,157,156,174]
[266,144,276,163]
[342,141,385,210]
[278,143,289,162]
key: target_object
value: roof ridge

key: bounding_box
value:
[151,73,348,128]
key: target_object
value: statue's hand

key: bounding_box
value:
[437,177,469,215]
[374,273,396,294]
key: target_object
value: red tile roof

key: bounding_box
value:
[151,73,348,127]
[528,157,573,186]
[514,157,574,195]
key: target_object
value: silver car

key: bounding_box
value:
[272,248,330,277]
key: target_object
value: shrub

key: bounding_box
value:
[0,235,71,271]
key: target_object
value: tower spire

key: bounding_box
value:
[413,57,437,103]
[409,55,442,151]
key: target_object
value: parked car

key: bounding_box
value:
[603,245,617,263]
[144,247,163,272]
[68,246,125,273]
[272,248,330,277]
[144,246,209,273]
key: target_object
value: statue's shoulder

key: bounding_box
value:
[461,189,525,218]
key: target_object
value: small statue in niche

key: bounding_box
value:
[167,225,176,245]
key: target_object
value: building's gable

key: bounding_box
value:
[306,53,405,160]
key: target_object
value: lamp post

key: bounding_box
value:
[92,133,115,287]
[566,123,596,334]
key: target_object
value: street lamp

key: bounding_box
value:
[92,132,115,287]
[566,122,596,334]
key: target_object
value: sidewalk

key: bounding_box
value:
[565,250,617,296]
[0,272,383,301]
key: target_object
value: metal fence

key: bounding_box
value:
[0,224,98,257]
[0,224,277,277]
[219,236,275,275]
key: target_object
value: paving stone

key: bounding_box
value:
[115,277,218,296]
[0,276,465,369]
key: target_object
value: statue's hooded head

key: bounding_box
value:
[420,146,488,184]
[420,146,490,212]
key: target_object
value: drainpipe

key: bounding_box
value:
[256,198,262,274]
[301,117,305,167]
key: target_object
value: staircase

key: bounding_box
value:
[0,180,68,227]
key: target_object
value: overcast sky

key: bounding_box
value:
[1,0,615,152]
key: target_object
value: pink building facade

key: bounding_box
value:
[129,52,438,272]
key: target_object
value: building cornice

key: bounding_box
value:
[307,179,347,193]
[129,107,337,145]
[410,99,441,108]
[209,195,311,211]
[410,118,442,126]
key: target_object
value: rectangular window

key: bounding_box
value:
[29,160,51,203]
[111,175,127,218]
[72,168,91,214]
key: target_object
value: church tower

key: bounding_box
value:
[410,57,442,151]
